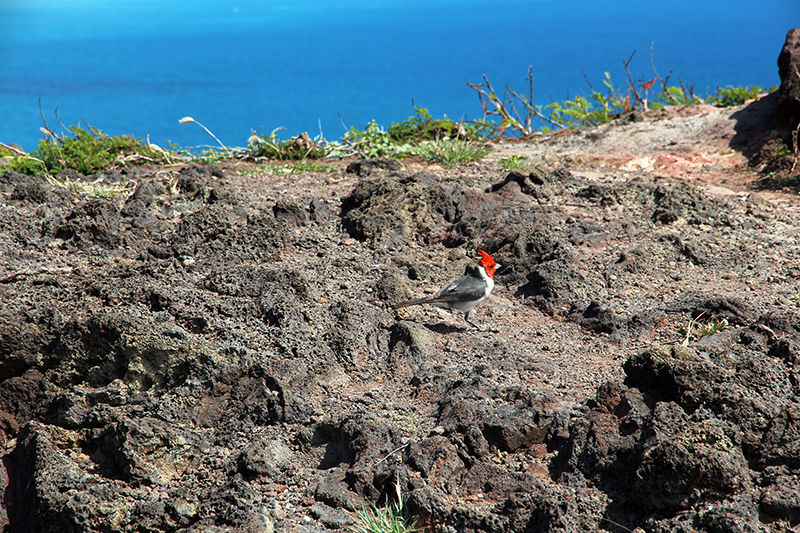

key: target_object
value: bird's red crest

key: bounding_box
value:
[477,249,496,268]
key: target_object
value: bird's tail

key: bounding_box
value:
[392,297,432,309]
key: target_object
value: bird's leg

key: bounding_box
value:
[464,311,485,331]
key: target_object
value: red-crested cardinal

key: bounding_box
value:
[393,250,499,329]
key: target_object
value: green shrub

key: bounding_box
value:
[4,125,172,176]
[248,131,326,160]
[545,73,628,128]
[326,120,415,159]
[0,145,46,175]
[388,105,477,142]
[708,85,776,107]
[326,106,490,160]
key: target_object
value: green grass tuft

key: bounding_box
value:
[676,315,730,344]
[498,154,538,171]
[414,138,491,167]
[353,484,419,533]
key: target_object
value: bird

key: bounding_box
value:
[393,249,499,329]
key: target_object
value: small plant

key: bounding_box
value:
[189,148,228,165]
[45,173,137,206]
[676,314,730,345]
[756,121,800,189]
[697,317,730,337]
[238,164,283,176]
[498,154,534,170]
[415,138,491,167]
[651,84,705,107]
[327,120,415,159]
[84,181,138,200]
[546,72,631,128]
[388,105,478,142]
[248,129,326,160]
[353,483,419,533]
[290,160,336,173]
[405,413,419,437]
[239,160,335,176]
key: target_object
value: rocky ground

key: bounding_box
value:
[1,90,799,533]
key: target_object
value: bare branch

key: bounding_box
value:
[649,43,664,83]
[623,50,646,108]
[38,98,58,140]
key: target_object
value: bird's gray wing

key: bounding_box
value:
[432,276,486,302]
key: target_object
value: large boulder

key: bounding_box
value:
[775,27,800,131]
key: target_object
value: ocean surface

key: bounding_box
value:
[1,0,798,153]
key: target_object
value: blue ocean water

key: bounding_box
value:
[1,0,797,153]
